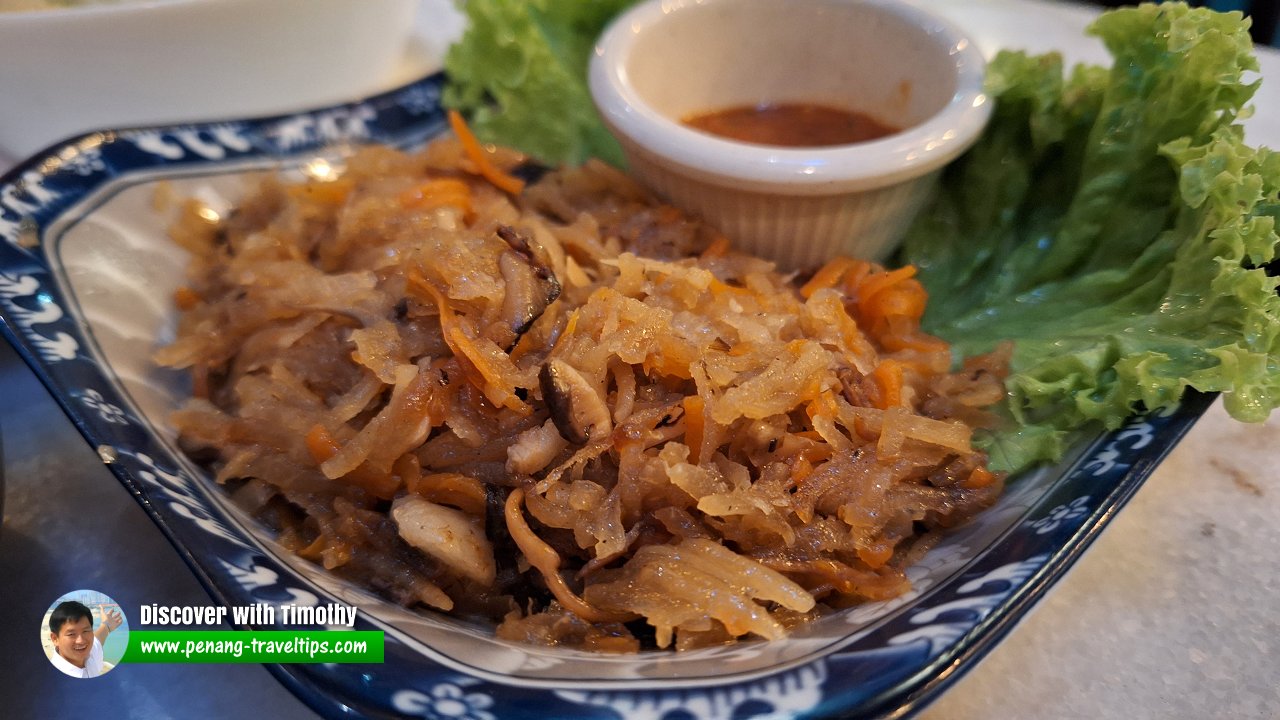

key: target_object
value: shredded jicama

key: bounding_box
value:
[160,135,1010,650]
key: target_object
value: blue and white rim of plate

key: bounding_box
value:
[0,71,1214,720]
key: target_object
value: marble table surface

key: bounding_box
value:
[1,1,1276,718]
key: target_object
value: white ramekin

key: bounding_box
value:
[589,0,992,269]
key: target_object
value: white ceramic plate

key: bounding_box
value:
[0,71,1215,719]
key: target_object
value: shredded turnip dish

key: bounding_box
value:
[158,122,1009,652]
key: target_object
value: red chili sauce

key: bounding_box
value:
[682,102,898,147]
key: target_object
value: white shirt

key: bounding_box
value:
[49,636,104,678]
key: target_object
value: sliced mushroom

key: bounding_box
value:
[507,418,570,475]
[391,495,496,587]
[838,366,874,408]
[496,224,561,349]
[540,359,612,445]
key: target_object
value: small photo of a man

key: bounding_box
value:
[42,591,127,679]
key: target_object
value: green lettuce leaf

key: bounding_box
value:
[443,0,637,166]
[900,3,1280,473]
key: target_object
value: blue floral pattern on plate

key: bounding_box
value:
[0,72,1213,720]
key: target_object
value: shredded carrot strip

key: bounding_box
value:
[872,359,904,409]
[890,356,946,377]
[406,269,529,413]
[791,455,815,485]
[305,424,339,463]
[864,281,927,323]
[287,177,353,205]
[447,322,528,412]
[880,331,949,353]
[850,267,928,346]
[796,371,826,405]
[862,283,929,344]
[708,277,755,299]
[682,395,706,464]
[549,308,580,357]
[699,234,732,260]
[839,260,874,295]
[405,270,464,349]
[856,265,917,308]
[801,256,856,298]
[851,412,877,441]
[800,444,834,465]
[642,334,698,379]
[304,424,400,498]
[398,178,474,215]
[791,455,822,523]
[806,389,839,422]
[857,542,895,569]
[797,559,862,594]
[897,279,929,320]
[296,536,328,561]
[961,466,997,489]
[173,286,201,311]
[448,109,526,195]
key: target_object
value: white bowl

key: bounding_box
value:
[0,0,419,158]
[589,0,992,269]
